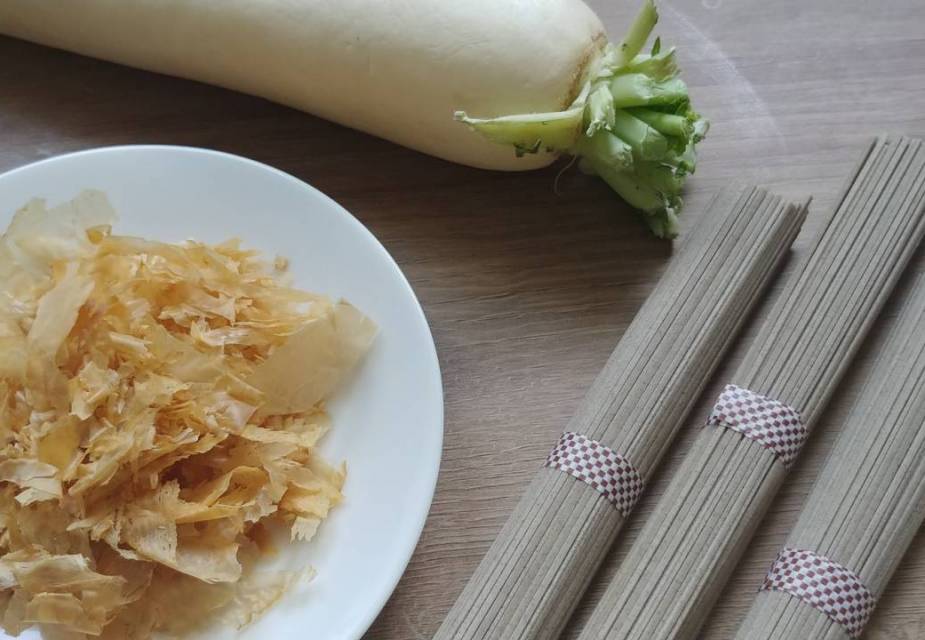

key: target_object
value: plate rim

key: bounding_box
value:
[0,144,445,640]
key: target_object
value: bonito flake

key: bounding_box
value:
[0,192,375,637]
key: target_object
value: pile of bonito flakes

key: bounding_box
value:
[0,191,375,638]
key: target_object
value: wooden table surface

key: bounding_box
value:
[2,1,924,638]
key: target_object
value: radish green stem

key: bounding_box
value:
[574,130,634,170]
[615,0,660,67]
[610,111,668,161]
[456,0,708,238]
[588,161,678,238]
[609,75,689,108]
[452,108,584,156]
[628,108,692,138]
[586,86,616,136]
[622,48,678,80]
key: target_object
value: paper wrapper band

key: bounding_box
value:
[545,432,644,518]
[761,548,876,638]
[707,384,806,467]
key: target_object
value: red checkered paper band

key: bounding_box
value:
[707,384,806,467]
[761,548,876,638]
[544,432,644,517]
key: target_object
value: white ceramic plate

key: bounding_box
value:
[0,146,444,640]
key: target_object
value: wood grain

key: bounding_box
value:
[0,1,923,638]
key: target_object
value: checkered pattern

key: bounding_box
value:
[545,432,644,517]
[761,548,876,638]
[707,384,806,467]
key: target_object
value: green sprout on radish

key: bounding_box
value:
[456,0,707,239]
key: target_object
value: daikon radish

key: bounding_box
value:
[0,0,705,236]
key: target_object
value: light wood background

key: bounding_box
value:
[1,1,924,638]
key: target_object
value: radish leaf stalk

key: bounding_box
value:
[456,0,707,238]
